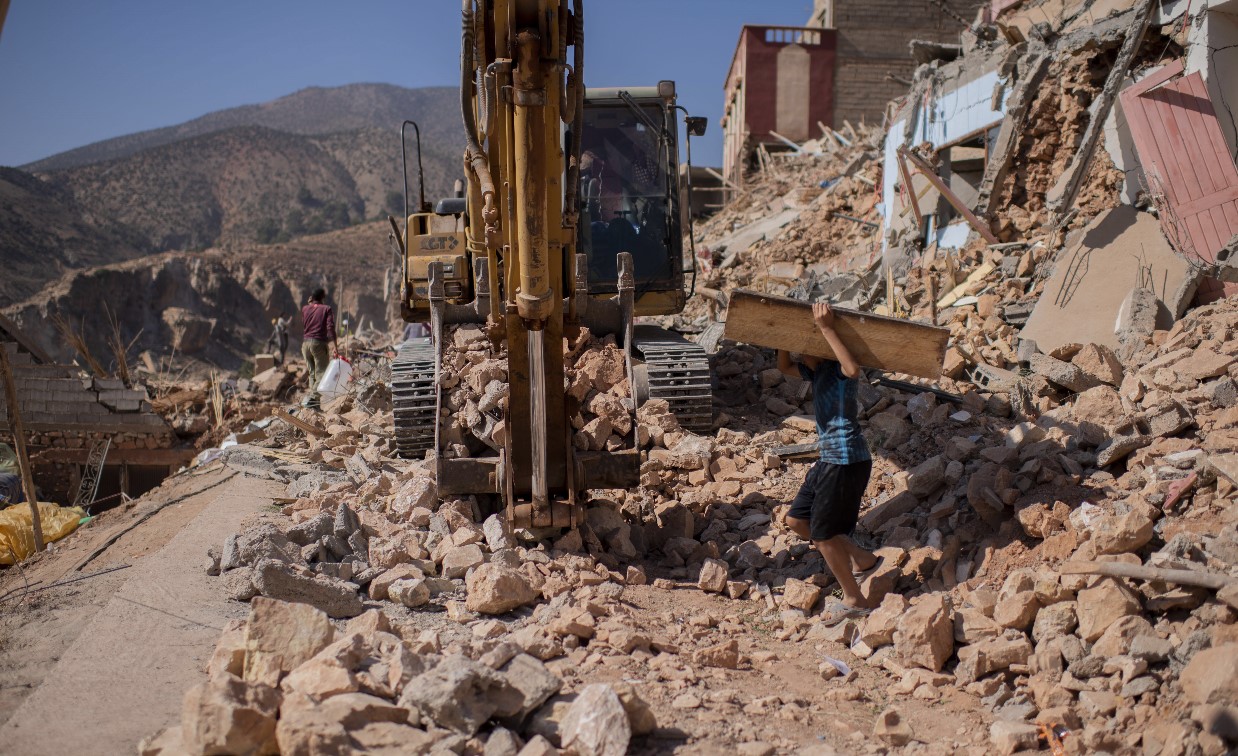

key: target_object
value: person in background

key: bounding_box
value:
[301,289,337,407]
[266,314,290,365]
[777,301,881,625]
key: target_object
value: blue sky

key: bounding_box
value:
[0,1,814,168]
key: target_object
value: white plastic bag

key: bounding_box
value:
[316,356,353,401]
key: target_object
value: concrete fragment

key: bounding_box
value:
[251,559,363,618]
[1181,644,1238,704]
[498,654,563,722]
[694,639,741,669]
[895,593,953,672]
[180,675,280,756]
[1072,343,1123,386]
[1075,578,1141,642]
[388,578,431,608]
[697,558,729,593]
[872,707,912,747]
[466,563,538,615]
[989,720,1039,755]
[559,684,631,756]
[442,543,486,579]
[399,654,516,735]
[781,578,821,613]
[243,597,335,686]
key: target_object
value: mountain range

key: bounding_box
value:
[1,83,463,307]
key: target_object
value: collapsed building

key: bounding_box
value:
[0,314,188,505]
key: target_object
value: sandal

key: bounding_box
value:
[852,555,884,582]
[820,599,871,627]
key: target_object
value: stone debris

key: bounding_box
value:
[132,6,1238,751]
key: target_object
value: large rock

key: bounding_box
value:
[251,559,363,618]
[441,544,485,579]
[244,597,335,686]
[1075,578,1141,642]
[861,593,908,648]
[390,476,437,520]
[498,653,563,722]
[222,524,300,570]
[388,578,431,608]
[989,720,1039,755]
[1090,511,1154,554]
[695,639,741,669]
[697,558,729,593]
[895,594,953,672]
[955,632,1032,684]
[180,674,281,756]
[781,578,821,613]
[906,455,947,498]
[466,563,538,615]
[275,691,410,756]
[1181,644,1238,704]
[400,654,516,735]
[1071,344,1123,386]
[560,684,631,756]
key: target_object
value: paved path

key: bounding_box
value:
[1,476,280,756]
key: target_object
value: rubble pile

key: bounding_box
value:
[141,596,652,756]
[682,124,886,324]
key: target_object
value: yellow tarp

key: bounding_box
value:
[0,502,85,565]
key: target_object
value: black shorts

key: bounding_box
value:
[788,459,872,541]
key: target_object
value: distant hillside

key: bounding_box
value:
[24,84,463,174]
[42,126,370,251]
[0,166,147,306]
[0,84,464,307]
[3,221,399,370]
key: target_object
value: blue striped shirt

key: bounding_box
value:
[799,360,871,465]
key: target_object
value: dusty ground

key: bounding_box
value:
[0,466,279,753]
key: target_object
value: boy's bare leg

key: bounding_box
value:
[842,537,877,572]
[785,516,811,541]
[815,537,869,607]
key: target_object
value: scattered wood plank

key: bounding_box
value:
[0,345,43,553]
[899,147,1001,244]
[936,262,996,309]
[1058,560,1237,591]
[273,409,329,438]
[724,290,950,379]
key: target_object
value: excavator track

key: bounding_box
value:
[391,337,437,458]
[633,327,713,432]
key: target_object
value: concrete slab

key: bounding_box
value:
[0,476,282,755]
[718,208,800,268]
[1021,206,1198,354]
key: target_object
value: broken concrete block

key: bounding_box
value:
[1075,578,1141,642]
[243,597,335,686]
[251,559,363,618]
[895,593,953,672]
[1029,352,1100,393]
[697,558,729,593]
[559,684,631,756]
[1072,343,1124,385]
[180,674,280,756]
[466,563,538,615]
[399,654,516,735]
[989,720,1039,755]
[1181,644,1238,704]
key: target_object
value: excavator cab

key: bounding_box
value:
[577,84,686,316]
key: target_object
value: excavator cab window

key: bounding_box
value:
[577,100,681,293]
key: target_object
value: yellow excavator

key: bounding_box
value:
[389,0,710,530]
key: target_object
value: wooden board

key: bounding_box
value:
[723,290,950,379]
